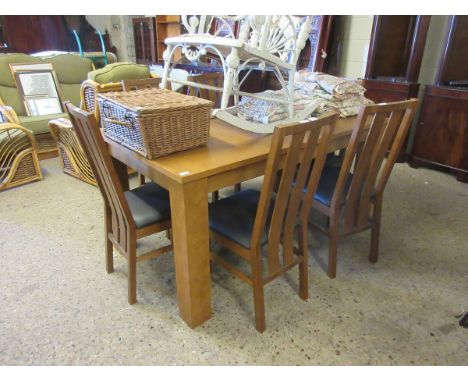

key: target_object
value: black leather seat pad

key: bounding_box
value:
[124,182,171,229]
[209,189,271,249]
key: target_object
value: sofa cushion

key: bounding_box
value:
[0,54,43,115]
[0,85,27,116]
[44,54,93,84]
[19,113,68,134]
[0,53,92,120]
[60,83,82,106]
[88,62,150,84]
[0,54,42,87]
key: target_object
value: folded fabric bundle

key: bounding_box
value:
[314,94,374,118]
[237,90,316,124]
[315,73,366,99]
[295,70,366,99]
[237,71,373,123]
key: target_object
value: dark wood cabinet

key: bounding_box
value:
[133,17,157,65]
[362,16,431,103]
[410,16,468,182]
[298,16,334,72]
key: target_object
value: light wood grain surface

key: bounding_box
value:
[104,116,359,328]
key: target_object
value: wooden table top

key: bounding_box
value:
[105,116,358,185]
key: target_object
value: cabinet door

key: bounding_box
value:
[412,89,468,170]
[133,17,156,65]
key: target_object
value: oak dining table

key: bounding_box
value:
[104,115,358,329]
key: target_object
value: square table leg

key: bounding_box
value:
[112,157,129,191]
[169,178,212,328]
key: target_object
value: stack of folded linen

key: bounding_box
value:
[295,71,374,118]
[236,71,373,123]
[236,89,316,124]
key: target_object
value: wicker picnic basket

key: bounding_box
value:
[97,88,213,159]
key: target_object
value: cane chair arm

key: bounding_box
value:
[0,104,21,125]
[0,122,43,191]
[0,122,39,149]
[48,117,97,186]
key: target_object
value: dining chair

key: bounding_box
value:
[121,77,162,92]
[310,99,419,278]
[209,113,338,332]
[65,101,173,305]
[187,71,241,201]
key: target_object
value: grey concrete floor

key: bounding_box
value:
[0,158,467,365]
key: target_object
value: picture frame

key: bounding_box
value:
[10,62,63,116]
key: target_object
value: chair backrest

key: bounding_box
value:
[80,80,123,122]
[64,102,135,249]
[237,16,312,65]
[186,72,223,108]
[121,77,161,92]
[181,15,243,38]
[251,113,338,275]
[331,99,419,233]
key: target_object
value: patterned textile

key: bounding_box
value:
[237,72,373,123]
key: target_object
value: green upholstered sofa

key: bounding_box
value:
[87,62,151,83]
[0,53,93,157]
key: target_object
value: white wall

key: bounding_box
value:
[418,15,450,86]
[337,15,374,79]
[85,15,137,63]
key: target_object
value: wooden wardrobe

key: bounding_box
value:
[409,16,468,183]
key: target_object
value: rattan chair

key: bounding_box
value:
[310,99,419,278]
[0,122,43,191]
[65,101,173,304]
[209,113,338,332]
[48,118,96,186]
[80,80,123,123]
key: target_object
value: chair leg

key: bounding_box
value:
[369,197,383,263]
[166,228,172,242]
[234,183,241,193]
[212,191,219,202]
[128,248,137,305]
[104,208,114,273]
[105,237,114,274]
[251,255,265,333]
[298,224,308,300]
[328,217,339,279]
[139,173,146,186]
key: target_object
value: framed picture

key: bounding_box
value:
[10,63,63,116]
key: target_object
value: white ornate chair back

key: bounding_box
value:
[181,15,245,38]
[238,16,312,65]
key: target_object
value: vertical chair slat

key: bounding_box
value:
[344,111,388,232]
[357,109,405,227]
[281,129,320,265]
[267,131,305,272]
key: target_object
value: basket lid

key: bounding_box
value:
[97,87,213,114]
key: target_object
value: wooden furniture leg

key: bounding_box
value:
[369,195,383,263]
[112,157,129,191]
[169,178,212,328]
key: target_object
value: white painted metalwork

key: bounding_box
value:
[161,15,313,132]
